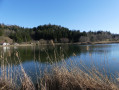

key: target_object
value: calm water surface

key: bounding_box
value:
[0,44,119,83]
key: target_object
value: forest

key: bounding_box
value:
[0,23,119,43]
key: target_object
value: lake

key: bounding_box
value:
[0,43,119,83]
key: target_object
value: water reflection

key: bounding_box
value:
[1,44,119,83]
[0,45,80,64]
[3,46,10,53]
[0,44,112,65]
[0,44,117,69]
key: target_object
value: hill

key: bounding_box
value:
[0,23,119,43]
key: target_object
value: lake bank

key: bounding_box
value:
[1,40,119,47]
[0,44,33,47]
[75,41,119,45]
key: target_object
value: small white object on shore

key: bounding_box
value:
[3,42,10,46]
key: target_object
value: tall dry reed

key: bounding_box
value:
[0,45,119,90]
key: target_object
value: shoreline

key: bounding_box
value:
[0,41,119,47]
[74,41,119,45]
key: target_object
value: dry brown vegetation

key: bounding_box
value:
[39,66,119,90]
[0,50,119,90]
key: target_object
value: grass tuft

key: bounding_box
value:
[39,66,119,90]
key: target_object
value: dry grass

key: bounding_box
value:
[39,66,119,90]
[0,47,119,90]
[20,65,35,90]
[0,51,17,90]
[0,78,16,90]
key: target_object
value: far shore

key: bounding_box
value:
[0,41,119,47]
[0,44,33,47]
[75,41,119,45]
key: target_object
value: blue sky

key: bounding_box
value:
[0,0,119,33]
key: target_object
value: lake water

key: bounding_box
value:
[0,43,119,83]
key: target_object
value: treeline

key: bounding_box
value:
[0,23,119,43]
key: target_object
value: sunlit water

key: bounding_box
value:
[0,44,119,83]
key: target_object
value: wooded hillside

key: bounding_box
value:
[0,23,119,43]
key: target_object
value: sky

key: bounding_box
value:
[0,0,119,33]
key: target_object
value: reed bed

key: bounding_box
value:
[0,47,119,90]
[39,65,119,90]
